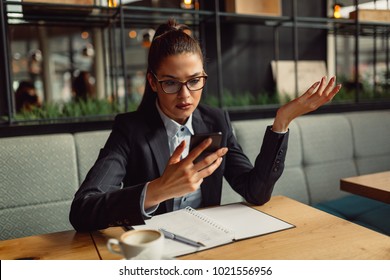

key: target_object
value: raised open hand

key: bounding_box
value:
[272,76,342,132]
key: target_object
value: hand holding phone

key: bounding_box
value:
[189,132,223,163]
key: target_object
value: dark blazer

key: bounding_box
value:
[69,104,288,231]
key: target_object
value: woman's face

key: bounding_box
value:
[148,53,204,125]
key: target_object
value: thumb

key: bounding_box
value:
[168,140,186,165]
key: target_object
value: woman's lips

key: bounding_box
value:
[176,103,192,110]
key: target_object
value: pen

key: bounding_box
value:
[159,228,205,248]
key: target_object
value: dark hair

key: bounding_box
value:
[72,71,95,102]
[15,81,40,112]
[137,19,204,111]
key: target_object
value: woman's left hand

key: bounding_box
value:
[272,76,342,132]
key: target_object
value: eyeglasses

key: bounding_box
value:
[152,72,208,94]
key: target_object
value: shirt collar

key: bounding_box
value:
[155,101,194,139]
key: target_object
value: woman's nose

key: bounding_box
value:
[176,84,191,99]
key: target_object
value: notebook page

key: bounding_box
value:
[198,203,294,240]
[133,208,234,258]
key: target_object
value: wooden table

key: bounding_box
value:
[92,196,390,260]
[340,171,390,204]
[1,196,389,260]
[0,230,99,260]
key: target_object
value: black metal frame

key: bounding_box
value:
[0,0,13,123]
[1,0,390,128]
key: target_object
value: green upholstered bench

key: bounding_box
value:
[0,131,110,240]
[1,110,389,240]
[222,110,390,236]
[0,134,78,240]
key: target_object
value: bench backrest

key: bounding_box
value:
[0,134,78,240]
[221,110,390,205]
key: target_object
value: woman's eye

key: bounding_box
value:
[163,80,179,86]
[188,78,201,86]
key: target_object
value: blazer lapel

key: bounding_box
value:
[143,105,174,212]
[147,129,175,212]
[147,129,170,175]
[144,106,170,176]
[192,108,209,134]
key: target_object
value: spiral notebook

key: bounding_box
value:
[133,203,294,258]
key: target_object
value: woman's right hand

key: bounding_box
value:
[144,139,228,209]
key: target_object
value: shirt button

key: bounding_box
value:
[181,127,185,132]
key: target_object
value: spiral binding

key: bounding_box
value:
[184,206,232,234]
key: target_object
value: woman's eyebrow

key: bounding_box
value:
[160,72,203,79]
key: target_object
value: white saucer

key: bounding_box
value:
[121,256,174,260]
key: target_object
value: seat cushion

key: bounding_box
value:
[314,195,390,235]
[0,201,72,240]
[355,205,390,235]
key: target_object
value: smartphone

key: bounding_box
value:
[189,132,223,163]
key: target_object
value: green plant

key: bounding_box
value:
[14,98,127,121]
[202,93,222,107]
[203,89,282,108]
[332,77,390,102]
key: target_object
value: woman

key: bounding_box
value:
[70,19,341,231]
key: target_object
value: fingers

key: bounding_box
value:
[321,83,342,103]
[313,76,327,96]
[318,76,341,98]
[167,137,228,178]
[168,140,186,165]
[307,76,340,98]
[323,76,336,95]
[196,156,224,179]
[299,81,320,101]
[309,76,342,108]
[184,138,213,163]
[193,147,228,171]
[304,76,336,97]
[159,138,228,202]
[183,143,228,185]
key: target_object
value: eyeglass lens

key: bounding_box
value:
[161,77,206,94]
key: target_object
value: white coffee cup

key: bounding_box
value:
[107,229,164,260]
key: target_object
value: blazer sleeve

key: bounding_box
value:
[69,116,146,232]
[223,111,289,205]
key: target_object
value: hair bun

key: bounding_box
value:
[153,18,192,40]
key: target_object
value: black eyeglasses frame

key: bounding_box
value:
[151,72,208,94]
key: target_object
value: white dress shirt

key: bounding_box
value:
[140,102,203,217]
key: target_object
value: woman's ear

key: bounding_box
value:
[147,72,158,92]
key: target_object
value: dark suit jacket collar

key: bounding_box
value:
[192,105,210,134]
[142,105,170,176]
